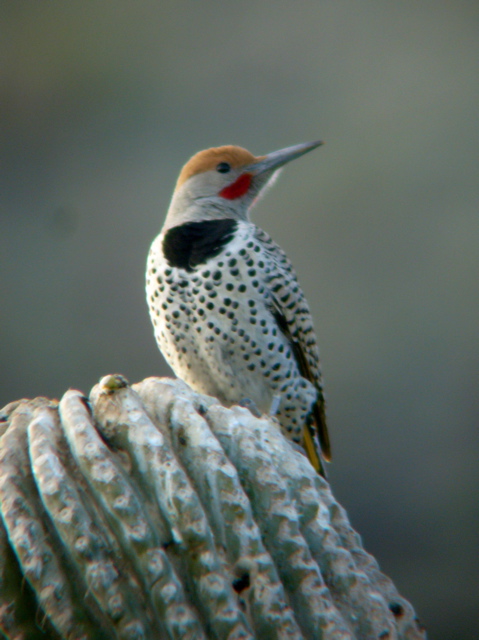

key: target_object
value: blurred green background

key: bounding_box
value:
[1,3,478,637]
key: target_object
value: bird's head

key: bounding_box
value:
[163,140,323,230]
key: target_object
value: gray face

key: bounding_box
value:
[162,141,323,231]
[163,165,276,230]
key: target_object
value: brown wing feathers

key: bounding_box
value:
[271,303,331,466]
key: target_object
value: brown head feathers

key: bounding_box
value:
[175,146,263,192]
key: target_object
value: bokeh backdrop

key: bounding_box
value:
[2,3,478,638]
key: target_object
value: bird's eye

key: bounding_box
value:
[216,162,231,174]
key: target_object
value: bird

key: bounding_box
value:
[146,141,331,475]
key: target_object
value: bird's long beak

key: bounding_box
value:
[249,140,323,175]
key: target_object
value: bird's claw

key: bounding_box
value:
[238,398,262,418]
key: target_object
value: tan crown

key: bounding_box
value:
[175,145,264,192]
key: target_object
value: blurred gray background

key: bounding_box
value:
[1,2,478,637]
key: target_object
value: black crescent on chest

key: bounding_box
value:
[162,219,238,272]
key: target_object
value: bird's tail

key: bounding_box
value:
[303,423,326,478]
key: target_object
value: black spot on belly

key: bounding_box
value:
[162,220,238,272]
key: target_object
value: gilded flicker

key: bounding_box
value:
[146,141,331,475]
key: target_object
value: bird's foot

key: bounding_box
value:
[269,394,281,417]
[289,440,308,457]
[238,398,262,418]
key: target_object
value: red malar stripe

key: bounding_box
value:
[219,173,252,200]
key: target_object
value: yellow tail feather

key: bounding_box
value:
[303,426,325,477]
